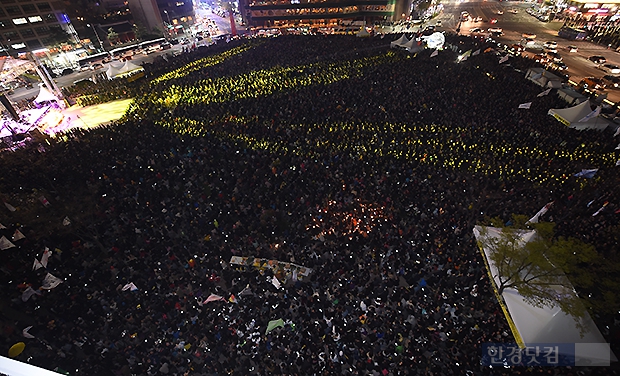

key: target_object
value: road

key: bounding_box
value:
[437,0,620,103]
[7,44,184,102]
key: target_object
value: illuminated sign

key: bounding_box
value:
[28,16,43,23]
[11,43,26,49]
[12,18,27,25]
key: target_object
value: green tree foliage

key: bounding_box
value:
[107,28,119,44]
[480,215,600,334]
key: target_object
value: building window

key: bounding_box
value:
[37,3,52,12]
[35,26,49,35]
[3,31,19,42]
[44,13,56,22]
[28,16,43,23]
[22,4,37,13]
[0,9,5,17]
[5,6,22,16]
[0,21,14,29]
[21,28,35,38]
[11,42,27,49]
[12,18,28,25]
[26,39,43,49]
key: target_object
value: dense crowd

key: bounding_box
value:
[0,34,619,376]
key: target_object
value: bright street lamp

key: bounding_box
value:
[163,10,171,25]
[87,23,105,52]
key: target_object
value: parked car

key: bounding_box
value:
[496,10,504,15]
[490,18,498,24]
[567,45,578,53]
[602,75,620,88]
[61,68,74,76]
[522,33,536,39]
[588,55,606,64]
[470,27,484,33]
[488,27,503,33]
[601,63,620,74]
[579,77,606,90]
[510,43,524,52]
[547,51,562,62]
[543,41,558,49]
[548,61,567,71]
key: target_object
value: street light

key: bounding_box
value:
[87,23,105,52]
[163,10,171,25]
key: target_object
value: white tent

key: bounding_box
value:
[473,225,616,366]
[548,100,610,131]
[0,355,66,376]
[34,85,58,104]
[118,61,143,75]
[390,34,410,48]
[557,87,587,105]
[356,28,370,38]
[525,68,563,88]
[402,38,424,53]
[106,64,122,80]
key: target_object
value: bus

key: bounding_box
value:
[110,44,139,60]
[77,51,111,71]
[139,38,167,54]
[558,26,587,41]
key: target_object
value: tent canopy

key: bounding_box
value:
[473,225,616,366]
[356,28,370,38]
[548,100,610,130]
[390,34,410,48]
[34,85,58,103]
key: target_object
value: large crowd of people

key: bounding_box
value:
[0,34,619,376]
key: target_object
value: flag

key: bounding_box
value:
[592,202,609,217]
[616,160,620,166]
[614,127,620,137]
[228,294,238,304]
[537,88,551,97]
[574,169,598,178]
[33,259,43,271]
[4,202,16,212]
[239,284,253,296]
[577,106,601,123]
[62,217,71,226]
[41,273,63,290]
[472,49,480,56]
[0,236,16,250]
[205,294,225,303]
[430,49,438,57]
[271,276,281,289]
[21,286,41,302]
[527,202,554,224]
[40,248,50,268]
[22,326,35,339]
[12,230,25,241]
[39,196,50,207]
[615,143,620,150]
[499,55,509,64]
[518,102,532,109]
[122,282,138,291]
[0,223,6,229]
[265,318,285,334]
[462,50,472,58]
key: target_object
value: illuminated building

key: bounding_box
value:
[0,0,77,56]
[240,0,409,29]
